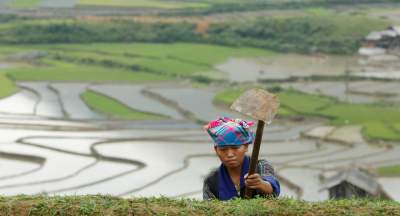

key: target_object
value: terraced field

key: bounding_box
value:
[216,87,400,141]
[0,73,18,98]
[0,80,399,201]
[0,43,273,99]
[0,42,399,201]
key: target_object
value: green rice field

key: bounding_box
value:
[0,43,273,85]
[6,59,171,82]
[0,73,18,98]
[78,0,209,9]
[378,165,400,177]
[1,195,399,216]
[5,0,42,8]
[215,88,400,142]
[49,43,274,67]
[81,90,167,120]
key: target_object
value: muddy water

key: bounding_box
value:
[0,0,11,6]
[132,156,220,199]
[91,141,215,196]
[50,83,104,119]
[282,82,378,104]
[0,143,95,187]
[354,71,400,80]
[0,90,38,115]
[0,63,12,69]
[0,159,40,179]
[18,82,64,118]
[349,81,400,95]
[217,55,361,82]
[22,137,101,155]
[291,143,384,169]
[0,82,399,200]
[0,117,399,200]
[0,116,323,198]
[379,178,400,200]
[216,58,277,82]
[218,54,400,86]
[282,81,400,103]
[279,168,329,201]
[40,0,76,8]
[89,84,183,119]
[147,87,235,121]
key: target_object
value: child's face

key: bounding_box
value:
[214,144,248,169]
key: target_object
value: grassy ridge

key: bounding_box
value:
[378,165,400,177]
[0,195,398,216]
[215,88,400,141]
[0,73,18,99]
[81,90,167,120]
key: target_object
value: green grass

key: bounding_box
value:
[394,123,400,132]
[214,87,246,106]
[0,195,398,216]
[50,43,275,67]
[2,43,274,81]
[81,90,167,120]
[78,0,209,9]
[6,0,42,8]
[50,49,211,77]
[278,90,334,115]
[5,59,171,82]
[0,19,76,32]
[319,104,400,141]
[0,46,39,57]
[0,73,18,99]
[377,165,400,177]
[214,88,400,141]
[362,122,400,141]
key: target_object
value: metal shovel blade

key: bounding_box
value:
[230,88,280,123]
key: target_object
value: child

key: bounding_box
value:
[203,117,280,200]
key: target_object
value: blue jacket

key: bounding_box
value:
[203,156,280,200]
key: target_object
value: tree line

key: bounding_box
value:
[165,0,400,16]
[0,14,387,54]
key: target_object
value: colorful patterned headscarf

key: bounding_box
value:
[205,117,254,147]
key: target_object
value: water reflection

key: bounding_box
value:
[0,82,398,201]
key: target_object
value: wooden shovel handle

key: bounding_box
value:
[244,120,265,199]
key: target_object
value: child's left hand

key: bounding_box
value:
[245,173,273,194]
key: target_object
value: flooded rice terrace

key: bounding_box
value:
[0,54,400,201]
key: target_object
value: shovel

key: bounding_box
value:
[230,88,279,198]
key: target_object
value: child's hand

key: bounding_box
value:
[244,173,264,189]
[244,173,273,194]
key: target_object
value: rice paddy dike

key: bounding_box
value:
[0,1,399,211]
[0,196,399,216]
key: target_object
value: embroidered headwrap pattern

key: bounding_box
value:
[205,117,254,147]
